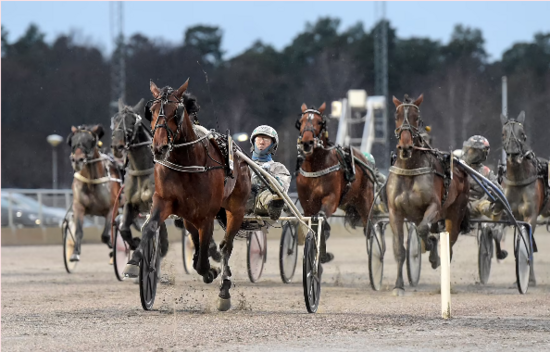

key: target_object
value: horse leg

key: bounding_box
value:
[70,203,86,262]
[101,208,114,249]
[196,220,220,284]
[388,208,406,296]
[123,196,171,278]
[183,220,200,271]
[319,196,338,264]
[492,226,508,260]
[418,202,441,269]
[526,219,537,286]
[119,203,141,250]
[217,208,245,311]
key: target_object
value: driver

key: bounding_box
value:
[247,125,291,220]
[461,135,503,221]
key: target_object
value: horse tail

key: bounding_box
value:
[459,206,471,235]
[344,205,362,230]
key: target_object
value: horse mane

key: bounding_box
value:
[403,94,413,103]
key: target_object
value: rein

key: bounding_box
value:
[73,154,122,184]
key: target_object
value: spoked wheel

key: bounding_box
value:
[406,223,422,287]
[303,231,321,313]
[113,219,132,282]
[182,228,194,275]
[247,230,267,283]
[515,225,530,294]
[478,226,494,285]
[62,212,78,274]
[367,222,385,291]
[279,221,299,283]
[139,230,161,310]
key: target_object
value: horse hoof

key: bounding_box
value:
[70,254,80,262]
[392,288,405,297]
[430,259,440,270]
[133,278,139,285]
[529,279,537,287]
[217,297,231,311]
[203,272,215,284]
[122,264,139,279]
[497,250,508,260]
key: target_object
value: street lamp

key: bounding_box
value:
[232,132,249,143]
[47,134,64,190]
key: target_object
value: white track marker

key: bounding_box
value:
[440,231,451,319]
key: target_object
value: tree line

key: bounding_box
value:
[2,19,549,189]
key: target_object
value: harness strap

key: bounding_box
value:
[389,166,433,176]
[74,172,122,184]
[126,167,155,177]
[154,159,224,173]
[299,164,341,178]
[503,174,539,187]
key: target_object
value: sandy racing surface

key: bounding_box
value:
[2,228,550,351]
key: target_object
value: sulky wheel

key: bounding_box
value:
[139,229,161,310]
[515,225,530,294]
[247,230,267,283]
[113,216,132,282]
[181,227,194,275]
[303,230,321,313]
[406,223,422,287]
[279,221,299,283]
[367,221,385,291]
[62,211,78,274]
[478,226,493,285]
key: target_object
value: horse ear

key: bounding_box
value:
[150,80,160,97]
[318,102,326,114]
[301,103,307,113]
[392,96,402,108]
[176,78,190,100]
[118,98,125,112]
[92,124,104,140]
[517,111,525,124]
[66,126,77,146]
[132,98,145,115]
[414,94,424,106]
[500,114,508,125]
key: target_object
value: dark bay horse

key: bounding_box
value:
[386,94,470,296]
[67,125,123,261]
[296,102,375,263]
[110,98,155,250]
[123,79,250,311]
[500,111,549,286]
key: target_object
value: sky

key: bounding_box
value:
[1,1,549,62]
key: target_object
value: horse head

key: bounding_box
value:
[296,102,328,156]
[110,98,146,165]
[145,79,199,161]
[393,94,424,160]
[501,111,528,164]
[66,124,104,172]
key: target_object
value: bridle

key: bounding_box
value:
[148,90,187,153]
[502,119,528,158]
[394,103,424,143]
[70,129,102,165]
[112,111,153,151]
[296,109,330,151]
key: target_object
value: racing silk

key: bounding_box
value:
[469,163,502,202]
[251,160,291,194]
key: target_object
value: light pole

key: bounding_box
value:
[47,134,63,190]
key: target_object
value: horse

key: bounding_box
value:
[500,111,549,286]
[110,98,155,251]
[386,94,470,296]
[296,102,376,263]
[122,79,250,311]
[66,124,123,262]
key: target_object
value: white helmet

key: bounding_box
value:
[250,125,279,155]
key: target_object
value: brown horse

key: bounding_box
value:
[386,94,470,296]
[296,102,375,263]
[122,79,250,311]
[67,125,123,262]
[500,111,549,286]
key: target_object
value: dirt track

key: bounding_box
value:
[2,228,550,351]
